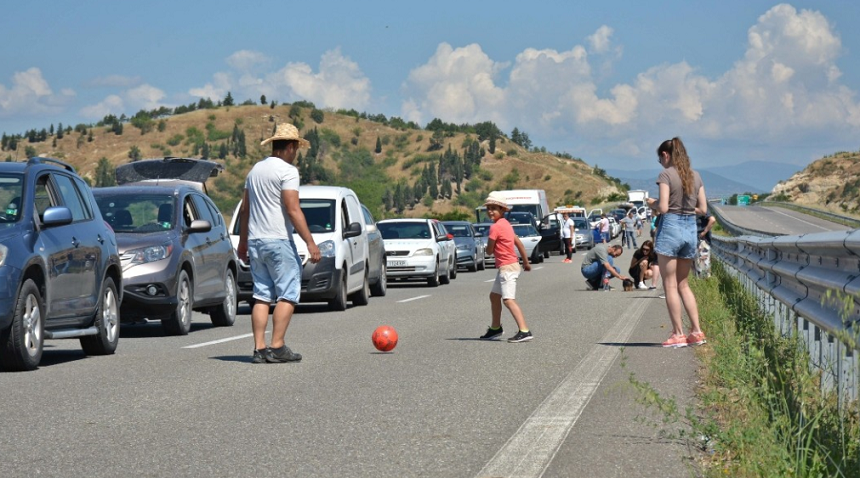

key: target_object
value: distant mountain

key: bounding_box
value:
[702,161,802,192]
[606,168,765,198]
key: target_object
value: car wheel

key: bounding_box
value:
[80,277,120,356]
[449,258,457,279]
[478,253,486,271]
[163,270,193,336]
[0,279,44,372]
[349,266,370,306]
[370,263,387,297]
[427,259,440,287]
[530,248,541,265]
[440,258,451,285]
[467,254,477,272]
[328,270,348,311]
[209,270,237,327]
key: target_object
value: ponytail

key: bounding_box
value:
[657,137,694,195]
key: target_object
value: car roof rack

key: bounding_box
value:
[27,156,76,173]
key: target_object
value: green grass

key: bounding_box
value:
[628,262,859,477]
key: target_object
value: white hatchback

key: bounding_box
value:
[377,219,455,287]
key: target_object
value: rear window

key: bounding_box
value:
[445,224,473,237]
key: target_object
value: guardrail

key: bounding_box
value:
[711,231,859,403]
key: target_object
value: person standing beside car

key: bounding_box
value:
[237,123,321,364]
[561,212,575,263]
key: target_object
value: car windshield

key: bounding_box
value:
[300,199,336,233]
[378,222,431,240]
[0,174,24,225]
[95,194,175,233]
[444,224,473,238]
[573,219,589,230]
[512,224,538,237]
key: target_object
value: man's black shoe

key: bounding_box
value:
[252,348,268,364]
[266,345,302,363]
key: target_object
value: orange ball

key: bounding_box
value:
[372,325,398,352]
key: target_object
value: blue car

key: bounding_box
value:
[441,221,485,272]
[0,158,122,371]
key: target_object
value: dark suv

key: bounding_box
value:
[0,157,123,371]
[93,158,237,335]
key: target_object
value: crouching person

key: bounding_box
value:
[581,244,628,291]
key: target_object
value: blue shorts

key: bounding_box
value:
[248,238,302,304]
[654,214,697,259]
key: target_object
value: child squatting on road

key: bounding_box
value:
[479,191,534,343]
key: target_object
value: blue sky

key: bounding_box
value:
[3,1,860,172]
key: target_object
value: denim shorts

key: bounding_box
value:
[654,213,697,259]
[248,238,302,304]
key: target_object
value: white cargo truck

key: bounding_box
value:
[475,189,549,226]
[627,190,649,208]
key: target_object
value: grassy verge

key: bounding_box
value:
[689,262,859,476]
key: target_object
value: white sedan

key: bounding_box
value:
[377,219,455,287]
[512,223,543,264]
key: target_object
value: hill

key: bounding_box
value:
[770,150,860,214]
[1,103,623,220]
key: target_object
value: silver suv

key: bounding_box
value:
[93,158,237,335]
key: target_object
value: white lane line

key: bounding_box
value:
[484,279,496,283]
[183,332,266,349]
[769,207,831,231]
[397,295,430,303]
[476,297,650,478]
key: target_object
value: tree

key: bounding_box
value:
[223,91,234,107]
[56,123,64,139]
[310,108,324,124]
[95,157,116,187]
[128,145,141,161]
[201,142,210,159]
[375,136,382,154]
[260,95,267,105]
[218,143,228,159]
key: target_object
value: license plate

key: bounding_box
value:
[388,260,407,267]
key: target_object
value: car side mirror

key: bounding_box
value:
[474,232,482,237]
[188,219,212,233]
[344,221,362,238]
[42,206,73,227]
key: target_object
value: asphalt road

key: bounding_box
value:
[0,238,701,478]
[712,203,851,235]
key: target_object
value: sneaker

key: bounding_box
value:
[508,330,533,343]
[662,334,688,348]
[562,258,572,263]
[687,332,707,346]
[637,282,648,290]
[648,285,657,290]
[252,348,268,364]
[266,345,302,363]
[480,326,504,340]
[658,294,666,299]
[584,279,597,291]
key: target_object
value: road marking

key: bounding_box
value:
[484,278,496,283]
[770,207,831,231]
[183,332,266,349]
[476,297,650,478]
[397,295,430,303]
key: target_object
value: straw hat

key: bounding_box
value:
[484,191,510,210]
[260,123,310,148]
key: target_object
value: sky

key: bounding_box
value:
[3,1,860,172]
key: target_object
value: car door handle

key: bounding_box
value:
[97,234,104,244]
[71,237,80,248]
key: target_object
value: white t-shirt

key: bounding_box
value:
[561,218,575,239]
[244,156,300,240]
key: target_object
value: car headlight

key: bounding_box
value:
[127,242,173,265]
[413,248,434,256]
[575,234,583,240]
[317,240,336,258]
[0,243,7,267]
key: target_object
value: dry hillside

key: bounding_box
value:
[771,150,860,214]
[3,103,623,219]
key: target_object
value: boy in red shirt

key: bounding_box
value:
[479,192,533,342]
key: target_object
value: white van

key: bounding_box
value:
[230,185,382,311]
[474,189,549,226]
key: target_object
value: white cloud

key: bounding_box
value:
[400,4,860,150]
[0,67,74,118]
[587,26,614,54]
[189,48,372,110]
[80,94,124,119]
[79,83,167,119]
